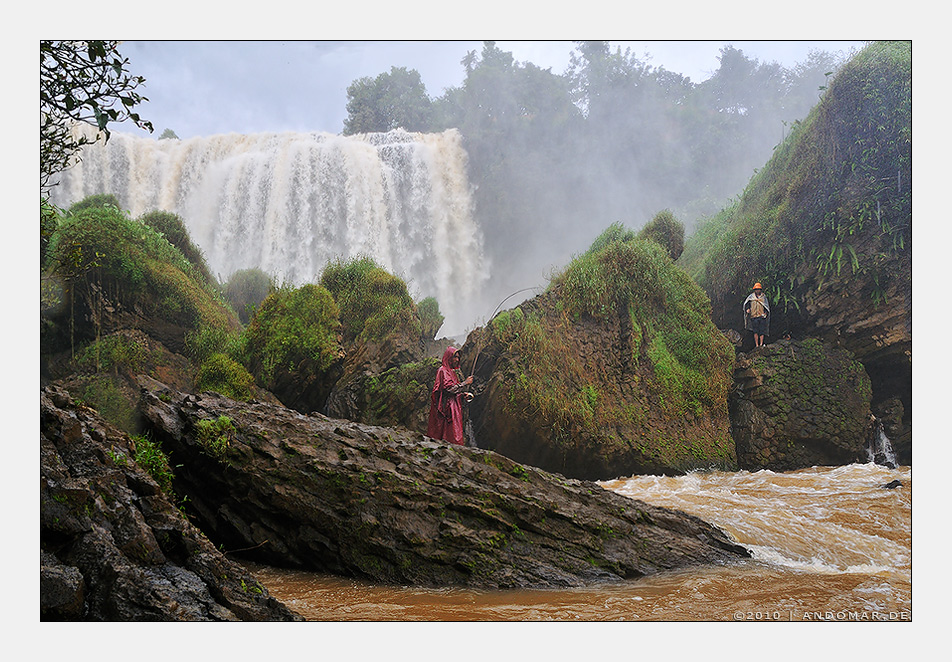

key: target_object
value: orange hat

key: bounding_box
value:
[753,282,763,290]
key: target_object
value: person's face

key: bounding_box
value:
[754,289,762,295]
[452,352,461,367]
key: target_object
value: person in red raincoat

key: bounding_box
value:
[427,346,473,445]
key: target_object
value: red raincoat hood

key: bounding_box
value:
[441,346,459,371]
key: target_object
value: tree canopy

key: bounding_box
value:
[338,42,852,294]
[343,66,433,134]
[41,40,153,192]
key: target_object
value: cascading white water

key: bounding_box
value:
[867,420,899,469]
[48,126,488,337]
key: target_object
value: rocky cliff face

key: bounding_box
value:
[139,381,749,590]
[684,42,912,451]
[40,385,301,621]
[729,339,874,471]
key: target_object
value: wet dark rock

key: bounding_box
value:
[729,338,874,471]
[139,381,749,590]
[40,385,302,621]
[325,331,423,422]
[689,43,912,460]
[882,480,902,489]
[872,397,911,465]
[40,551,86,620]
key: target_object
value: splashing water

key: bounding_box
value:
[247,463,910,621]
[602,463,910,576]
[866,420,899,469]
[48,127,488,337]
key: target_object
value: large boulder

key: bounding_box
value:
[729,338,874,471]
[40,385,301,621]
[322,257,437,428]
[461,234,737,481]
[139,382,749,590]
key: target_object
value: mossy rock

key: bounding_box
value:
[729,338,873,471]
[43,201,238,355]
[462,226,736,480]
[680,41,911,420]
[242,283,344,413]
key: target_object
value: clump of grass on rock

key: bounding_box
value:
[319,256,422,344]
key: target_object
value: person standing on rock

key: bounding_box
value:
[427,346,474,446]
[744,282,770,348]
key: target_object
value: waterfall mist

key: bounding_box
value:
[49,128,489,337]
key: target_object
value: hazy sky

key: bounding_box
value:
[115,40,866,140]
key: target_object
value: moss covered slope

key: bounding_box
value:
[464,225,736,480]
[679,41,911,408]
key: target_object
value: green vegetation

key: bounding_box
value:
[416,297,445,341]
[184,325,240,364]
[41,198,60,269]
[80,375,137,432]
[242,283,341,390]
[68,193,121,215]
[72,333,149,374]
[564,231,735,415]
[680,41,911,318]
[195,353,256,401]
[319,256,422,344]
[195,415,236,460]
[637,210,685,261]
[138,210,215,286]
[46,202,234,334]
[343,66,434,134]
[132,433,175,494]
[489,225,734,466]
[223,268,275,325]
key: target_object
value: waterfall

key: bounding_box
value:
[48,127,488,337]
[866,418,898,469]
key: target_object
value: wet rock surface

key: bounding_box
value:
[729,339,874,471]
[40,385,302,621]
[139,381,749,590]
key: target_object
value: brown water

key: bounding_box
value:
[249,463,911,621]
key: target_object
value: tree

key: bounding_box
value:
[430,42,583,280]
[40,40,153,192]
[159,128,180,140]
[342,66,433,134]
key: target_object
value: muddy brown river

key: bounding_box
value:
[247,463,911,622]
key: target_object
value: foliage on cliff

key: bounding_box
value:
[222,268,275,325]
[553,226,733,419]
[319,256,423,344]
[468,226,736,478]
[241,283,342,394]
[679,41,911,333]
[138,210,215,286]
[638,210,685,260]
[45,201,235,336]
[417,296,445,340]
